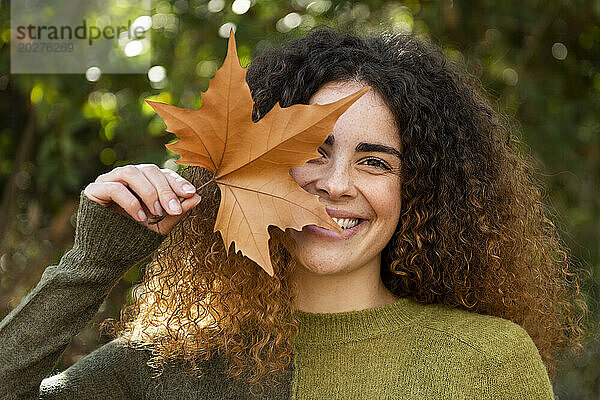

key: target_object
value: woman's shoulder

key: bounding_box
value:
[399,300,554,397]
[84,338,293,397]
[39,337,152,397]
[408,300,539,363]
[41,337,276,399]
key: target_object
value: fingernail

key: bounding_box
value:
[169,198,182,214]
[182,184,195,193]
[138,209,147,221]
[154,201,163,216]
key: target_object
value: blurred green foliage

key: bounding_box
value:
[0,0,598,398]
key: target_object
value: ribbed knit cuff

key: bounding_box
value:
[72,189,169,265]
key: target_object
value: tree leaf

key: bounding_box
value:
[146,29,371,277]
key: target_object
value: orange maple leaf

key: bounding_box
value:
[146,29,371,277]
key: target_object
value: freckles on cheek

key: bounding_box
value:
[367,179,402,216]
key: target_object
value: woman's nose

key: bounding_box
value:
[314,161,357,200]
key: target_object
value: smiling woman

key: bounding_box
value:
[0,25,588,400]
[287,80,403,310]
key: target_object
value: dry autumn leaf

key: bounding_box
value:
[146,29,371,277]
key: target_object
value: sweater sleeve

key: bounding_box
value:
[485,323,555,399]
[38,338,153,400]
[0,190,168,400]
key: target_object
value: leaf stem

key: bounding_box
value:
[195,177,215,193]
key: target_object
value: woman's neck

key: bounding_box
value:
[292,257,399,313]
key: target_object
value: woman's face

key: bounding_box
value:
[286,80,402,275]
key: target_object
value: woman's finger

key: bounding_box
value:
[137,164,195,215]
[85,164,202,234]
[86,181,149,222]
[150,193,202,234]
[96,165,162,218]
[160,167,197,197]
[142,168,197,224]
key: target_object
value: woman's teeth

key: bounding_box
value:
[332,217,360,229]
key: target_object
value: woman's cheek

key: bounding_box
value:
[364,177,402,218]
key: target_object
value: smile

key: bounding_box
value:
[302,218,367,240]
[332,217,361,229]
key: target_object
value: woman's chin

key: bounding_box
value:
[295,258,351,275]
[284,242,355,275]
[283,224,373,275]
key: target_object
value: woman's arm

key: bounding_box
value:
[0,190,168,400]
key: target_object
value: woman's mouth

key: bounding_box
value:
[302,218,367,240]
[332,217,360,229]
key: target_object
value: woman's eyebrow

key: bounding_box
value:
[322,134,402,159]
[356,142,402,159]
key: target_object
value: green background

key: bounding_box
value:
[0,1,598,397]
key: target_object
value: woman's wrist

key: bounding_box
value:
[73,189,168,265]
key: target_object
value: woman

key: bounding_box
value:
[0,26,587,399]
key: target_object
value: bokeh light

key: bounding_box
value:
[552,42,568,60]
[276,13,301,33]
[232,0,251,15]
[196,60,217,78]
[306,0,331,15]
[148,65,167,82]
[99,147,116,165]
[100,92,117,111]
[132,15,152,31]
[85,67,102,82]
[503,68,518,86]
[219,22,236,38]
[208,0,225,13]
[30,85,43,104]
[124,41,143,57]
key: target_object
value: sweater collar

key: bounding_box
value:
[292,295,426,347]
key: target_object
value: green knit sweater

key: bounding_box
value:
[0,190,556,399]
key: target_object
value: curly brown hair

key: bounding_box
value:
[101,25,589,397]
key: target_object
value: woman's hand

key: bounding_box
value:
[83,164,201,235]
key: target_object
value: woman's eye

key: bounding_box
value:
[362,157,391,170]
